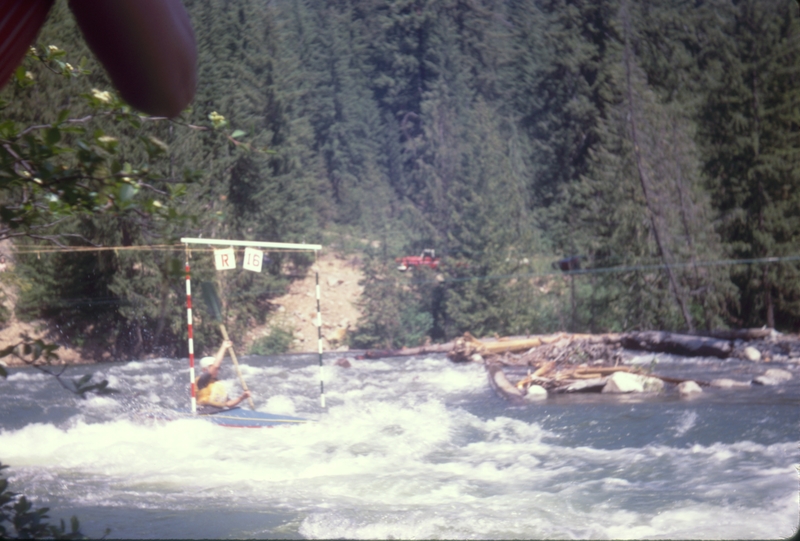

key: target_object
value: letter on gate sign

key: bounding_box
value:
[243,247,263,273]
[214,248,236,270]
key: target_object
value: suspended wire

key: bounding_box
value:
[409,254,800,285]
[8,244,800,307]
[10,244,317,254]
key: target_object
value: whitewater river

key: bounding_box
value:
[0,353,798,539]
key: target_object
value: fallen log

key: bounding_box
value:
[621,331,733,358]
[486,362,528,403]
[502,362,711,399]
[361,342,455,359]
[515,365,631,389]
[449,332,573,362]
[554,377,608,393]
[690,328,776,341]
[360,329,780,362]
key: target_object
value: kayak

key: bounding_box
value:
[196,407,312,428]
[144,407,313,428]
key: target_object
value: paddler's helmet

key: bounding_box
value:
[199,356,216,369]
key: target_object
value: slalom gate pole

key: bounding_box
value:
[316,266,325,408]
[180,238,324,410]
[185,245,197,414]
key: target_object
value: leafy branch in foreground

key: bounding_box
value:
[0,461,108,539]
[0,336,116,398]
[1,44,253,246]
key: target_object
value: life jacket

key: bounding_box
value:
[195,373,228,407]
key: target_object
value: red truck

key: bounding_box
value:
[396,249,440,271]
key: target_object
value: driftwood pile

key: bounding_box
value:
[360,328,800,402]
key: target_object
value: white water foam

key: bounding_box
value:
[0,355,797,539]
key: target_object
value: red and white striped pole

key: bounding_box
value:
[185,247,197,414]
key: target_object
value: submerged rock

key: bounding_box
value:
[602,372,664,394]
[752,368,793,386]
[334,358,351,368]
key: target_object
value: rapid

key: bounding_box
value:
[0,353,798,539]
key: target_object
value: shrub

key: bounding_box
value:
[249,327,293,355]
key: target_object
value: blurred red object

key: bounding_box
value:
[0,0,196,117]
[0,0,54,88]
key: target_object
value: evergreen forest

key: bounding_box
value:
[2,0,799,358]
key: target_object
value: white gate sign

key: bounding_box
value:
[214,247,236,270]
[242,247,264,273]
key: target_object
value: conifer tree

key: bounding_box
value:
[556,0,736,332]
[281,1,395,231]
[697,0,800,330]
[507,0,617,218]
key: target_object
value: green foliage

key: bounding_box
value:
[3,0,800,355]
[250,326,294,356]
[350,252,435,350]
[0,49,189,242]
[696,0,800,329]
[0,335,117,398]
[0,461,105,539]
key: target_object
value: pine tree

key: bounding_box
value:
[282,1,395,230]
[555,0,737,332]
[697,0,800,330]
[507,0,618,219]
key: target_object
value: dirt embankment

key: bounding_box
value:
[243,251,364,353]
[0,251,365,366]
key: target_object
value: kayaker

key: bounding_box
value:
[195,340,251,412]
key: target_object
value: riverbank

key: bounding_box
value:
[0,319,111,366]
[0,250,365,367]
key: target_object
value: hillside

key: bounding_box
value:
[244,252,364,354]
[0,250,365,366]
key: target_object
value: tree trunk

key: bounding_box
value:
[621,1,694,331]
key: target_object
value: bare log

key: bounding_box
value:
[621,331,732,358]
[689,328,775,341]
[486,363,527,403]
[554,378,608,393]
[448,332,571,363]
[358,329,779,362]
[361,342,455,359]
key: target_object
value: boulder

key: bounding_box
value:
[602,372,664,394]
[523,385,548,401]
[709,378,751,388]
[764,368,793,380]
[334,358,351,368]
[752,368,793,386]
[743,346,762,362]
[677,380,702,396]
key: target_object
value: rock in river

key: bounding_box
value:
[752,368,793,386]
[602,372,665,393]
[743,346,762,362]
[677,380,703,396]
[524,385,548,401]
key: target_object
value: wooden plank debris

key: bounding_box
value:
[356,328,798,401]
